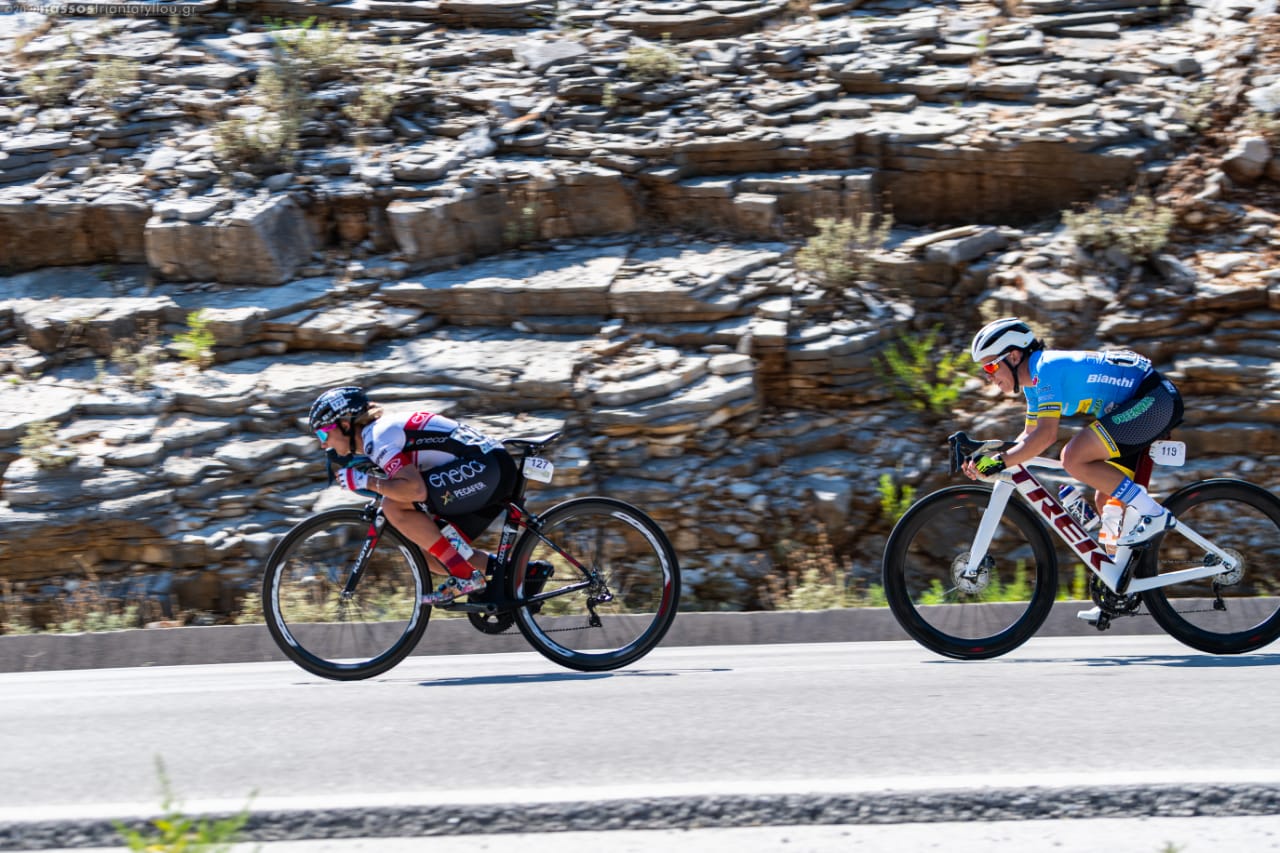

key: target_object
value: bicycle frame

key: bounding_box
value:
[966,457,1242,595]
[340,436,600,615]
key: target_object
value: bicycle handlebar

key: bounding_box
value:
[947,431,1066,477]
[947,431,1016,475]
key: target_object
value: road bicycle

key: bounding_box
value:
[262,431,681,680]
[882,430,1280,659]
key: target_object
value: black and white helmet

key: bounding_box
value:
[970,317,1038,362]
[308,386,369,433]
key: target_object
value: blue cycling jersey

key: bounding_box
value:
[1024,350,1153,425]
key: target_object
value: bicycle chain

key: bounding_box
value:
[1098,557,1234,616]
[487,623,597,636]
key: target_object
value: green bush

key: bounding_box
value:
[624,44,682,83]
[19,46,79,106]
[795,212,893,292]
[1062,194,1174,263]
[878,473,916,523]
[213,18,360,172]
[115,758,254,853]
[19,420,72,470]
[87,56,140,108]
[881,325,972,416]
[174,310,216,369]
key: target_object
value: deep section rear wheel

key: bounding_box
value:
[509,498,680,671]
[263,508,430,680]
[1140,479,1280,654]
[882,485,1058,659]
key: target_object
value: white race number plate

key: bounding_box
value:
[523,456,555,483]
[1149,440,1186,467]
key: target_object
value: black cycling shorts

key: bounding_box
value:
[1089,372,1184,473]
[414,449,516,539]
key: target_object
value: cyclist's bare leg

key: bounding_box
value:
[1060,429,1127,511]
[381,500,489,577]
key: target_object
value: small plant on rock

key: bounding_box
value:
[19,420,73,470]
[624,42,683,83]
[86,56,140,111]
[115,757,255,853]
[881,325,972,417]
[173,310,217,369]
[1245,108,1280,147]
[344,42,409,131]
[1062,194,1174,264]
[271,16,359,80]
[878,473,917,523]
[795,210,893,292]
[19,45,79,106]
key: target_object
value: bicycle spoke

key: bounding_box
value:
[264,510,429,680]
[883,486,1057,659]
[1141,480,1280,654]
[511,498,679,671]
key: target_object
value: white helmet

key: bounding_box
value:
[970,317,1038,362]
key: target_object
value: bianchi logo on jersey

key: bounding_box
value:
[1087,374,1136,388]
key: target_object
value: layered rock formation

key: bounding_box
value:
[0,0,1278,625]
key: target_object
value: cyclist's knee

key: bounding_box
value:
[1061,433,1108,476]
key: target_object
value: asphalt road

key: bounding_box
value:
[4,636,1280,850]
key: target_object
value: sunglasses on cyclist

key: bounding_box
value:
[315,423,338,443]
[981,351,1013,376]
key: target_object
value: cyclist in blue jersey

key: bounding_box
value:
[960,318,1184,552]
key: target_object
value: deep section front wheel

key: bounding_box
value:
[262,508,430,680]
[1140,479,1280,655]
[882,485,1058,659]
[509,497,680,671]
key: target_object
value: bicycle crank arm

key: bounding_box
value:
[439,600,510,614]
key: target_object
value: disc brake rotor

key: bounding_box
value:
[951,552,992,595]
[1212,548,1245,586]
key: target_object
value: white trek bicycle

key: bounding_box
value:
[882,431,1280,659]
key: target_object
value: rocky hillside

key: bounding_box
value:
[0,0,1277,627]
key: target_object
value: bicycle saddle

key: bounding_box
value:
[503,431,562,454]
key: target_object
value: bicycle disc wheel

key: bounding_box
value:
[509,497,680,672]
[1139,479,1280,654]
[263,508,431,680]
[882,485,1058,659]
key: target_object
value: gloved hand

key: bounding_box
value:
[974,454,1005,477]
[335,466,379,498]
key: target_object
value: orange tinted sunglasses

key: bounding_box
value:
[981,351,1013,375]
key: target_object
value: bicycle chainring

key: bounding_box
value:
[468,610,516,634]
[1090,575,1142,616]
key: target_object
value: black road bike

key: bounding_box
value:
[262,432,681,680]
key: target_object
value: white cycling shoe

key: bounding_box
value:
[1115,510,1177,547]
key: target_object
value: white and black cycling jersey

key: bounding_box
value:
[361,411,502,479]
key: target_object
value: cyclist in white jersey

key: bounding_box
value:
[961,318,1184,549]
[308,386,518,606]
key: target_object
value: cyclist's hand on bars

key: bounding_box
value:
[336,466,378,498]
[972,450,1003,479]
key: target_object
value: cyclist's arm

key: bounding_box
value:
[997,414,1060,467]
[374,466,428,504]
